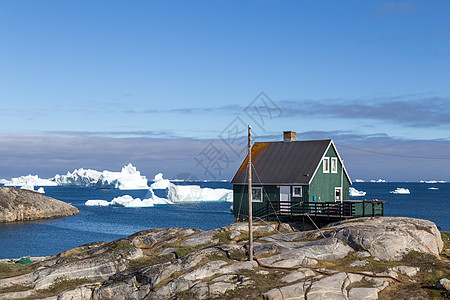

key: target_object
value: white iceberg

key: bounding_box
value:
[419,180,447,184]
[150,173,171,189]
[0,174,57,187]
[54,168,102,186]
[370,179,387,183]
[390,188,410,194]
[349,187,366,197]
[167,184,232,202]
[2,163,150,190]
[354,179,365,183]
[85,188,172,208]
[18,183,46,194]
[95,164,150,190]
[428,187,439,190]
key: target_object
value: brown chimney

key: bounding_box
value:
[283,131,296,142]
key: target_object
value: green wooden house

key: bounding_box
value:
[231,131,383,222]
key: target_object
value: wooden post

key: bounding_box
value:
[248,125,253,261]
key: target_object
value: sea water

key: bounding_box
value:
[0,182,448,259]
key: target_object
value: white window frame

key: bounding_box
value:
[335,187,342,202]
[323,157,330,173]
[331,157,338,173]
[292,186,303,197]
[251,187,263,203]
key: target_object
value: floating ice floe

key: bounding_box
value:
[428,187,439,190]
[349,187,366,197]
[0,174,57,187]
[85,188,172,207]
[390,188,410,194]
[354,179,365,183]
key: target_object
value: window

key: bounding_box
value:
[335,187,342,201]
[251,187,263,202]
[292,186,303,197]
[323,157,330,173]
[331,157,338,173]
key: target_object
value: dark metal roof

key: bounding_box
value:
[231,139,336,185]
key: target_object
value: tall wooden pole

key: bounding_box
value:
[248,125,253,261]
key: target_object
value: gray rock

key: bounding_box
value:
[319,217,444,261]
[181,260,228,281]
[0,186,79,222]
[393,266,419,277]
[181,229,220,247]
[0,290,35,300]
[92,278,139,300]
[209,281,237,296]
[58,285,93,300]
[281,268,316,283]
[365,277,390,291]
[253,242,279,256]
[129,228,197,248]
[190,281,209,299]
[436,278,450,291]
[349,259,369,267]
[348,287,378,300]
[258,237,352,268]
[355,251,371,258]
[306,273,350,300]
[35,247,143,290]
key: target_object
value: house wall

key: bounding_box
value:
[308,145,350,202]
[233,185,279,218]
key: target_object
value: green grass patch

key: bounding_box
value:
[128,254,174,268]
[441,231,450,250]
[111,240,135,251]
[0,284,33,294]
[213,231,232,243]
[26,277,90,299]
[0,262,37,278]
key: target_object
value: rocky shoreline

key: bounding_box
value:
[0,186,79,222]
[0,216,449,299]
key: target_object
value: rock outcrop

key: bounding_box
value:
[0,216,447,299]
[0,186,79,222]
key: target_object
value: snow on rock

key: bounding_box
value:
[390,188,410,194]
[95,164,150,190]
[54,168,102,187]
[0,175,57,187]
[349,187,366,197]
[167,184,232,202]
[150,173,171,189]
[85,188,172,208]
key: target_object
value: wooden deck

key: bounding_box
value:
[256,200,384,221]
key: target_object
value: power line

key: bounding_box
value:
[338,145,450,160]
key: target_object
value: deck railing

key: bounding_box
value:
[262,200,384,219]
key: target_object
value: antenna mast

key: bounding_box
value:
[248,125,253,261]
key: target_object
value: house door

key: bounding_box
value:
[280,186,291,214]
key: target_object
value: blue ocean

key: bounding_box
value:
[0,181,448,259]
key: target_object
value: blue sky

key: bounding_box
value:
[1,0,449,181]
